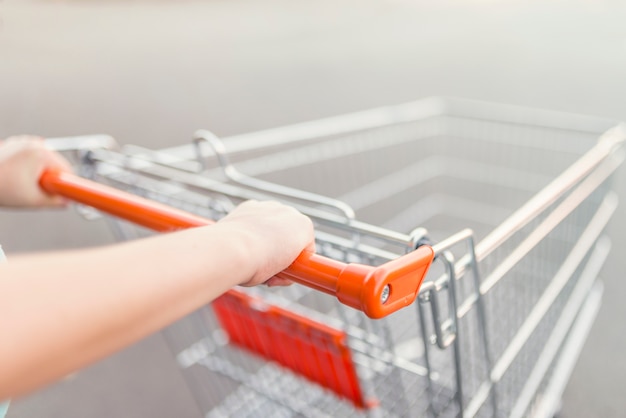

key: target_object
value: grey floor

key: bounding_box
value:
[1,0,625,417]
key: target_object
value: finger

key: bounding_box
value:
[46,195,70,208]
[265,276,294,287]
[33,192,69,208]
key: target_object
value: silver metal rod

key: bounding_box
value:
[529,281,604,418]
[453,145,623,321]
[87,148,416,247]
[46,134,118,152]
[479,154,622,296]
[475,125,624,261]
[193,130,357,220]
[158,98,618,160]
[462,194,617,417]
[489,192,616,383]
[509,237,610,418]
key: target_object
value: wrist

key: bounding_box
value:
[208,222,262,287]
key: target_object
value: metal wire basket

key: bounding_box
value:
[46,98,625,417]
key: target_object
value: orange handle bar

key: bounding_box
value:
[39,169,434,318]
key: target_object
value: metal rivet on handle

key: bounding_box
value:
[381,285,390,304]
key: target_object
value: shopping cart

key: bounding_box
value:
[45,98,625,418]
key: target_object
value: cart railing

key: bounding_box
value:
[44,100,625,418]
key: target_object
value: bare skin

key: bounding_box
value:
[0,136,314,399]
[0,136,72,208]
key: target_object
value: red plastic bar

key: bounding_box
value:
[40,169,211,231]
[212,291,374,408]
[40,168,434,318]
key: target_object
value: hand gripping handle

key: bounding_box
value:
[39,169,434,318]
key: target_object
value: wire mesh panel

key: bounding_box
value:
[50,98,624,418]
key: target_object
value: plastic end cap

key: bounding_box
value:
[336,245,435,319]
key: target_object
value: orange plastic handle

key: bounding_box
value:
[39,169,434,318]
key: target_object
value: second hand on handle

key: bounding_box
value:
[39,169,434,318]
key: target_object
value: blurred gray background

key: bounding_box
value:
[1,0,625,417]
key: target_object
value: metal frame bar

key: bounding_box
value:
[44,99,625,418]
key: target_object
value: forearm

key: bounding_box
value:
[0,224,252,399]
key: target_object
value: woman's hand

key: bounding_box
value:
[0,135,72,208]
[216,200,315,287]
